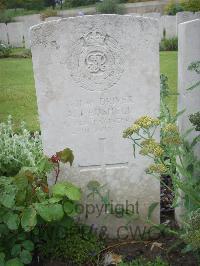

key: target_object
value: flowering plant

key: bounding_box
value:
[123,76,200,217]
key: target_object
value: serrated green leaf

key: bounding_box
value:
[20,249,32,264]
[5,258,23,266]
[35,203,64,222]
[52,182,81,201]
[21,207,37,232]
[147,202,159,220]
[56,148,74,165]
[3,212,20,230]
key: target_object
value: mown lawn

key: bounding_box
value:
[0,51,178,131]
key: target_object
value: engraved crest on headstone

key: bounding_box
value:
[68,30,124,91]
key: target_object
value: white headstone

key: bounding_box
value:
[195,11,200,19]
[161,15,176,39]
[143,12,161,19]
[7,22,24,47]
[177,19,200,224]
[127,12,141,16]
[45,17,61,21]
[30,15,160,238]
[0,23,8,44]
[23,15,41,48]
[143,13,162,40]
[176,12,196,35]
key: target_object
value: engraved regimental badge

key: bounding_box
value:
[68,31,124,91]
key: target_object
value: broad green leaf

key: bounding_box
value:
[48,197,62,204]
[3,212,20,230]
[5,258,23,266]
[22,240,34,252]
[37,157,53,174]
[21,207,37,232]
[35,203,64,222]
[1,194,15,209]
[63,201,77,217]
[20,250,32,265]
[52,182,81,201]
[56,148,74,165]
[147,202,159,220]
[14,173,28,190]
[11,244,21,257]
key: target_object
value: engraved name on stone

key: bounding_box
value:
[64,96,134,133]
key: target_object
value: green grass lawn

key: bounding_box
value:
[160,51,178,115]
[0,51,178,132]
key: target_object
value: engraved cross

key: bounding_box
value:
[79,137,128,173]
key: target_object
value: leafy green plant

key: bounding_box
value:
[0,11,13,23]
[123,75,200,216]
[0,144,81,265]
[187,61,200,91]
[0,117,43,176]
[119,256,168,266]
[0,43,11,58]
[160,37,178,51]
[96,0,124,14]
[182,209,200,252]
[165,0,200,14]
[189,112,200,131]
[11,49,32,59]
[181,0,200,12]
[41,221,104,264]
[164,0,184,15]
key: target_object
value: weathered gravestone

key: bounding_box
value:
[0,23,8,44]
[7,22,23,47]
[177,19,200,224]
[143,13,162,40]
[176,12,197,35]
[16,15,41,48]
[161,15,176,39]
[31,15,160,238]
[45,17,62,21]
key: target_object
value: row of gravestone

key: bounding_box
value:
[30,15,200,238]
[0,11,200,48]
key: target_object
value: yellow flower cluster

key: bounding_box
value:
[140,139,164,157]
[163,123,179,133]
[135,116,160,129]
[146,163,168,174]
[162,123,181,145]
[123,116,160,138]
[123,124,140,138]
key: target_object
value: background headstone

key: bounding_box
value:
[7,22,24,47]
[0,23,8,44]
[143,12,161,18]
[176,19,200,224]
[176,12,196,35]
[45,17,61,21]
[143,13,162,40]
[20,15,41,48]
[161,15,176,39]
[31,15,160,238]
